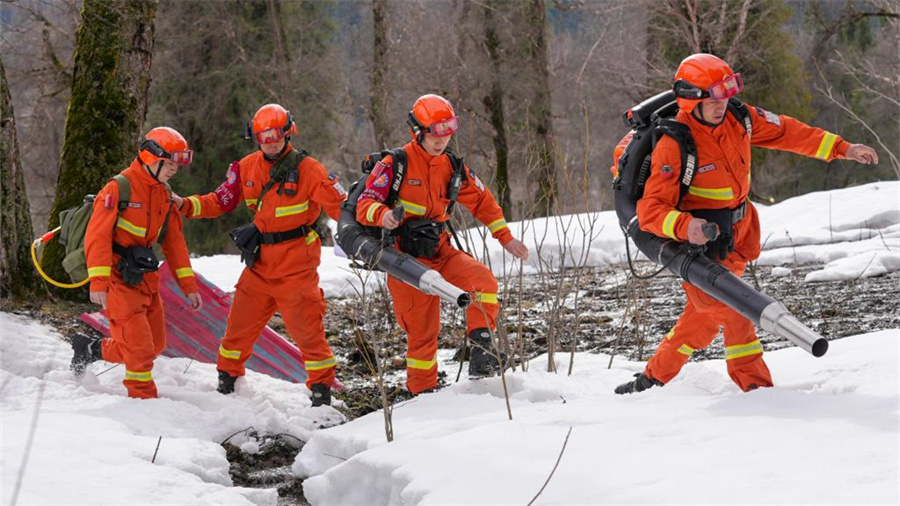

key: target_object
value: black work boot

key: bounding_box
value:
[468,328,500,379]
[310,383,332,407]
[71,333,103,376]
[614,372,663,395]
[217,371,237,395]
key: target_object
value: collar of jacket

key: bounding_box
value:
[125,158,166,187]
[682,107,726,132]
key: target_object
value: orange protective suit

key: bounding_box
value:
[356,141,513,394]
[181,144,346,388]
[635,104,850,391]
[85,160,198,399]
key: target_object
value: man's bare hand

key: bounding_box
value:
[845,144,878,165]
[381,210,400,230]
[687,218,711,245]
[187,293,202,311]
[503,238,529,260]
[90,291,107,309]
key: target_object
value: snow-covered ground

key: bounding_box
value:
[2,182,898,505]
[192,181,900,296]
[0,312,342,506]
[296,330,900,505]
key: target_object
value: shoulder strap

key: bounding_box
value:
[112,174,130,211]
[727,98,752,139]
[257,149,306,209]
[384,147,407,208]
[445,151,466,215]
[655,118,698,210]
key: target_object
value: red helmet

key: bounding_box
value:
[407,94,459,141]
[139,127,192,166]
[248,104,298,144]
[673,53,743,113]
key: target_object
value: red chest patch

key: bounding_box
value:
[698,163,718,174]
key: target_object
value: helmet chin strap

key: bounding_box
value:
[143,161,164,181]
[692,102,725,127]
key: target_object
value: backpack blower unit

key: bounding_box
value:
[614,91,827,357]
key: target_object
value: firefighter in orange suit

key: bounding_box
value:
[615,54,878,394]
[74,127,202,400]
[173,104,346,406]
[356,94,530,395]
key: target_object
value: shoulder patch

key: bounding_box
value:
[373,172,390,188]
[660,164,674,177]
[755,107,781,126]
[327,172,337,181]
[226,168,237,185]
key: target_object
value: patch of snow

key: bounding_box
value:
[295,330,900,505]
[771,266,792,277]
[0,312,342,506]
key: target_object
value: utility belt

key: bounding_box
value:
[392,219,446,259]
[113,242,160,286]
[688,200,747,261]
[229,222,318,267]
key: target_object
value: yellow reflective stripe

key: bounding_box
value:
[188,196,202,217]
[219,345,241,360]
[406,353,437,370]
[275,201,309,217]
[398,199,426,216]
[688,186,734,201]
[88,266,111,278]
[366,203,383,223]
[665,328,676,340]
[662,210,682,239]
[815,132,838,160]
[305,357,336,371]
[677,344,695,356]
[305,230,319,245]
[474,292,498,304]
[487,218,508,233]
[116,217,147,237]
[725,339,764,360]
[124,370,152,382]
[246,199,258,208]
[175,267,194,279]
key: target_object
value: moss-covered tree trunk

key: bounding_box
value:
[1,57,47,303]
[482,0,511,217]
[525,0,556,217]
[41,0,156,297]
[370,0,390,148]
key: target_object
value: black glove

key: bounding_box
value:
[229,223,261,267]
[706,233,734,261]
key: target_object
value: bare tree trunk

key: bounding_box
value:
[40,0,157,296]
[525,0,556,217]
[267,0,291,99]
[482,0,511,216]
[370,0,391,148]
[1,57,47,303]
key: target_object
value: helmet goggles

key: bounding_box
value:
[254,126,288,145]
[141,138,193,165]
[707,73,743,100]
[426,116,460,137]
[674,73,743,101]
[167,149,194,165]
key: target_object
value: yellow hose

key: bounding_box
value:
[30,228,89,289]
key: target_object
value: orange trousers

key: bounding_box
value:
[217,267,336,388]
[644,260,773,392]
[101,278,166,399]
[388,241,499,394]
